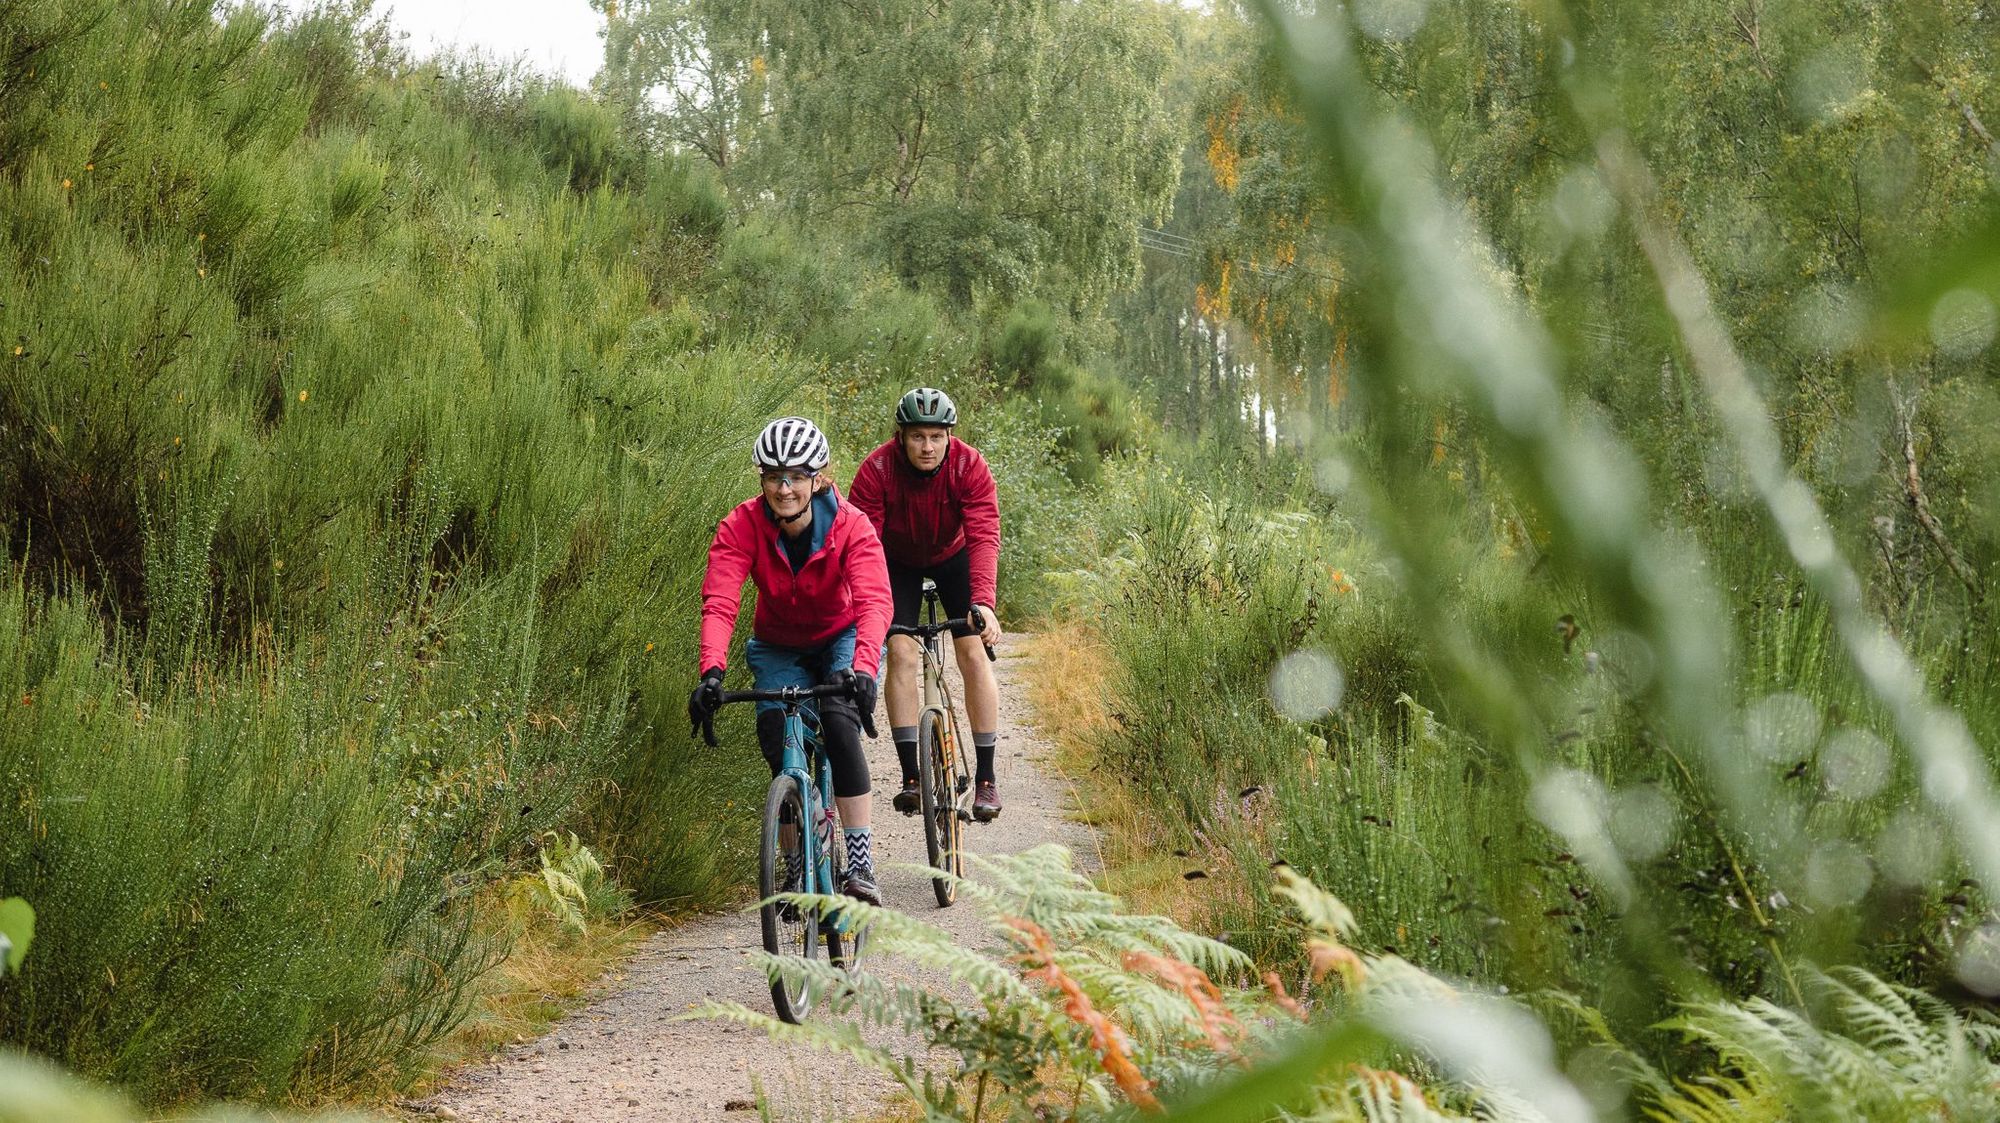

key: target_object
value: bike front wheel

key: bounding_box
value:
[917,708,962,907]
[760,773,818,1023]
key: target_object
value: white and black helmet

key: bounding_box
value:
[752,416,831,472]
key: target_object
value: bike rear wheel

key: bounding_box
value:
[917,708,961,907]
[760,774,818,1023]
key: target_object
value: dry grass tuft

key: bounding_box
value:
[1017,630,1264,932]
[1017,626,1116,743]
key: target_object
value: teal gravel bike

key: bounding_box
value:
[715,682,867,1024]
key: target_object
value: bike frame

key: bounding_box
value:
[914,590,972,817]
[771,699,840,898]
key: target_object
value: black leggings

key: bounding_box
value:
[757,700,871,798]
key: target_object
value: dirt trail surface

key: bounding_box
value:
[422,633,1092,1122]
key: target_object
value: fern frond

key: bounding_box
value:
[1816,966,1930,1063]
[1275,863,1358,940]
[677,1000,919,1094]
[1537,991,1678,1104]
[1650,1071,1778,1123]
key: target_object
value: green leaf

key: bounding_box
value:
[1161,1019,1386,1121]
[0,897,34,974]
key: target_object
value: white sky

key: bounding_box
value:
[278,0,606,88]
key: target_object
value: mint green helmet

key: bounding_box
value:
[895,387,957,427]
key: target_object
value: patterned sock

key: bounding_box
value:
[974,732,999,784]
[843,826,875,880]
[892,728,919,784]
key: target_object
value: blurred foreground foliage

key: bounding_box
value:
[708,847,2000,1122]
[1028,0,2000,1116]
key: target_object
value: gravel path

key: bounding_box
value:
[423,633,1092,1122]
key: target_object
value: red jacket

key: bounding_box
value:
[848,437,1001,607]
[698,486,893,678]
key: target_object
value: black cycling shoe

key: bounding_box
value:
[892,779,921,816]
[841,870,883,907]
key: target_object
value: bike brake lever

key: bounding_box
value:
[969,607,997,662]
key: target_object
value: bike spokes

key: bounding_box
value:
[761,776,818,1023]
[918,709,962,907]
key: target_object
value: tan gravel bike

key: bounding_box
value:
[886,579,993,908]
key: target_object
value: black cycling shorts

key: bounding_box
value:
[887,548,978,638]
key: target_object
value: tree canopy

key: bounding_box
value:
[597,0,1184,305]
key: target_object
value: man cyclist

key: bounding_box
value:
[848,387,1007,822]
[687,417,894,905]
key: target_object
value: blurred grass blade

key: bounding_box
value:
[1163,1019,1386,1121]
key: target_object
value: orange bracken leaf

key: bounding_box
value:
[1006,918,1161,1112]
[1123,950,1243,1058]
[1308,937,1366,991]
[1263,971,1309,1021]
[1352,1064,1428,1103]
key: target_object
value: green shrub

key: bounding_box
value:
[0,582,496,1101]
[532,87,618,191]
[991,299,1060,389]
[0,1052,382,1123]
[640,153,729,242]
[704,219,857,345]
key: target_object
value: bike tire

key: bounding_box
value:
[917,708,961,907]
[760,773,817,1024]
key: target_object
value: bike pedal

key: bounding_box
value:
[956,810,973,822]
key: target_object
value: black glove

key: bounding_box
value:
[832,669,879,738]
[688,667,724,746]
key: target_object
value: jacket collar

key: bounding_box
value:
[760,487,839,557]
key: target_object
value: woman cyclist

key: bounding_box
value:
[687,417,894,905]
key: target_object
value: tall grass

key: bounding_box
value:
[1056,452,1999,1051]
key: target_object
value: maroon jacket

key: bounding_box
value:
[848,437,1001,607]
[698,485,893,677]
